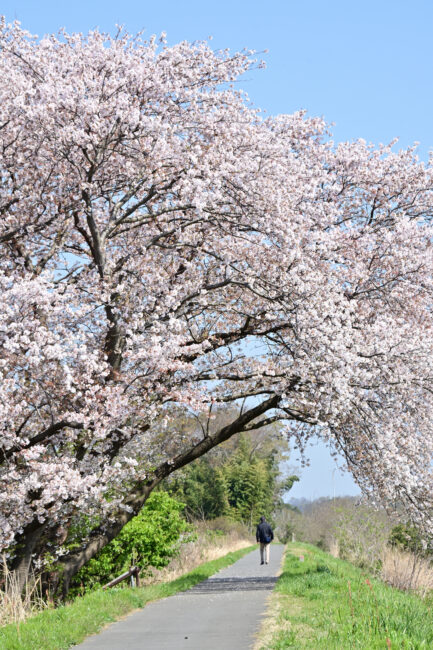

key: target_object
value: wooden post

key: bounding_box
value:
[102,566,140,590]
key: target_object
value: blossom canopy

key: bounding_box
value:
[0,19,432,588]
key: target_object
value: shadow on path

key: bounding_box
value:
[183,576,279,594]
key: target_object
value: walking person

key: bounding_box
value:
[256,515,274,565]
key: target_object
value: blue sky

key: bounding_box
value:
[3,0,432,498]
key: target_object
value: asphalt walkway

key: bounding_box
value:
[75,543,285,650]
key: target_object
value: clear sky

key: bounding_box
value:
[3,0,432,498]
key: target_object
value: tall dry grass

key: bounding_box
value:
[380,547,433,598]
[0,556,47,627]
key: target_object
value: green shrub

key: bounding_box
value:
[389,522,432,557]
[69,492,194,595]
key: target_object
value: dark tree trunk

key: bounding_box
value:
[9,520,48,593]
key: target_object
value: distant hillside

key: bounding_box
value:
[286,495,358,513]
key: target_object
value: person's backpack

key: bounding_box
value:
[263,532,272,544]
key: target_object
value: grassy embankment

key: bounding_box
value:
[0,545,256,650]
[257,542,433,649]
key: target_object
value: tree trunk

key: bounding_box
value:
[9,520,47,593]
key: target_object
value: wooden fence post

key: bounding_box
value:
[102,566,141,590]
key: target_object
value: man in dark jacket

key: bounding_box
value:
[256,515,274,565]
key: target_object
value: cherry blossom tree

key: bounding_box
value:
[1,19,432,594]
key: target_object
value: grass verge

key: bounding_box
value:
[258,542,433,649]
[0,545,256,650]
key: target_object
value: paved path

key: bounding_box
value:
[75,544,285,650]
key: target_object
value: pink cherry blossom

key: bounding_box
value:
[0,19,432,590]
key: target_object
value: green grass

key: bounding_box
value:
[0,545,256,650]
[261,543,433,649]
